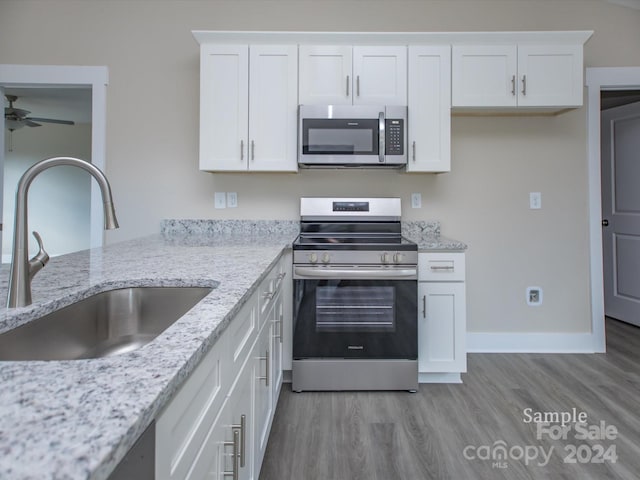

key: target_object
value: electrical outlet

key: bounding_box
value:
[529,192,542,209]
[214,192,226,209]
[526,286,543,306]
[411,193,422,209]
[227,192,238,208]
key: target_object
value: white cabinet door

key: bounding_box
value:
[517,44,583,108]
[452,44,583,109]
[248,45,298,172]
[270,292,284,399]
[156,338,228,480]
[298,45,352,105]
[418,282,466,373]
[452,45,517,107]
[199,44,249,171]
[352,46,407,105]
[406,45,451,173]
[253,323,273,479]
[199,44,298,172]
[227,358,254,480]
[299,45,407,106]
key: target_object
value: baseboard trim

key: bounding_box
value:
[419,372,462,383]
[467,332,598,353]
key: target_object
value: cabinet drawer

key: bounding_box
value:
[156,338,228,480]
[227,296,258,373]
[259,259,288,325]
[419,252,465,281]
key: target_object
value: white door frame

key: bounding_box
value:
[586,66,640,352]
[0,64,108,250]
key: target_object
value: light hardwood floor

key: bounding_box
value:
[260,318,640,480]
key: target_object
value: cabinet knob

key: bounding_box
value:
[602,219,609,227]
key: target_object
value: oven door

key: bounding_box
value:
[292,266,417,360]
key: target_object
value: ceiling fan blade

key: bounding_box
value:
[26,117,75,125]
[5,106,31,117]
[25,120,42,127]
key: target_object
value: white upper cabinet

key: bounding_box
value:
[406,45,451,173]
[299,45,407,105]
[199,44,298,172]
[452,43,584,110]
[298,45,352,105]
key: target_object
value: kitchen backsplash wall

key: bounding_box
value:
[2,0,639,337]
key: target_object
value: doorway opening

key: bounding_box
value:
[0,64,108,262]
[586,67,640,351]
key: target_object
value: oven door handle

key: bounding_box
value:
[294,266,417,280]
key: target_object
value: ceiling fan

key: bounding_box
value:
[4,94,75,132]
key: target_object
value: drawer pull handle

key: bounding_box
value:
[223,429,240,480]
[263,291,275,300]
[430,265,455,271]
[258,349,270,386]
[230,414,246,467]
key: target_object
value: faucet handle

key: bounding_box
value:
[29,231,50,279]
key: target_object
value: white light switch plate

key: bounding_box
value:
[529,192,541,209]
[214,192,226,209]
[411,193,422,209]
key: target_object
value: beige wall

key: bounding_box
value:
[2,0,639,334]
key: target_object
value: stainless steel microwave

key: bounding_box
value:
[298,105,407,168]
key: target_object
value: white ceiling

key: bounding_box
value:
[4,87,92,124]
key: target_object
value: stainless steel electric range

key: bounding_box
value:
[291,197,418,392]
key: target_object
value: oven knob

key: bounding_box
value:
[308,253,318,264]
[381,252,391,264]
[394,253,404,263]
[322,252,331,264]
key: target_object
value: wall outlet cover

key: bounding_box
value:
[526,286,543,306]
[411,193,422,209]
[227,192,238,208]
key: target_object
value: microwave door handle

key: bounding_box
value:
[379,111,385,163]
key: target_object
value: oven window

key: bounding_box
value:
[315,285,395,332]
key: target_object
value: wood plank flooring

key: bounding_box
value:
[259,318,640,480]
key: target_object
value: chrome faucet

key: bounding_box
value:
[7,156,119,308]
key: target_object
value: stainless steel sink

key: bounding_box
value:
[0,286,212,361]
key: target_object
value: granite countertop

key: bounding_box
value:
[402,221,468,251]
[0,220,298,480]
[0,218,464,480]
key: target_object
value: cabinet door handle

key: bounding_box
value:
[521,75,527,96]
[251,140,255,161]
[412,141,416,162]
[223,429,240,480]
[272,311,283,343]
[346,75,350,97]
[511,75,516,96]
[356,75,360,97]
[240,140,244,161]
[422,295,426,319]
[258,349,270,386]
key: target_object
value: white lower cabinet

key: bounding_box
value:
[156,254,290,480]
[418,252,467,383]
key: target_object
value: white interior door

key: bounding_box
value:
[601,100,640,327]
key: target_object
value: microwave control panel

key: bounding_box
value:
[385,119,404,155]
